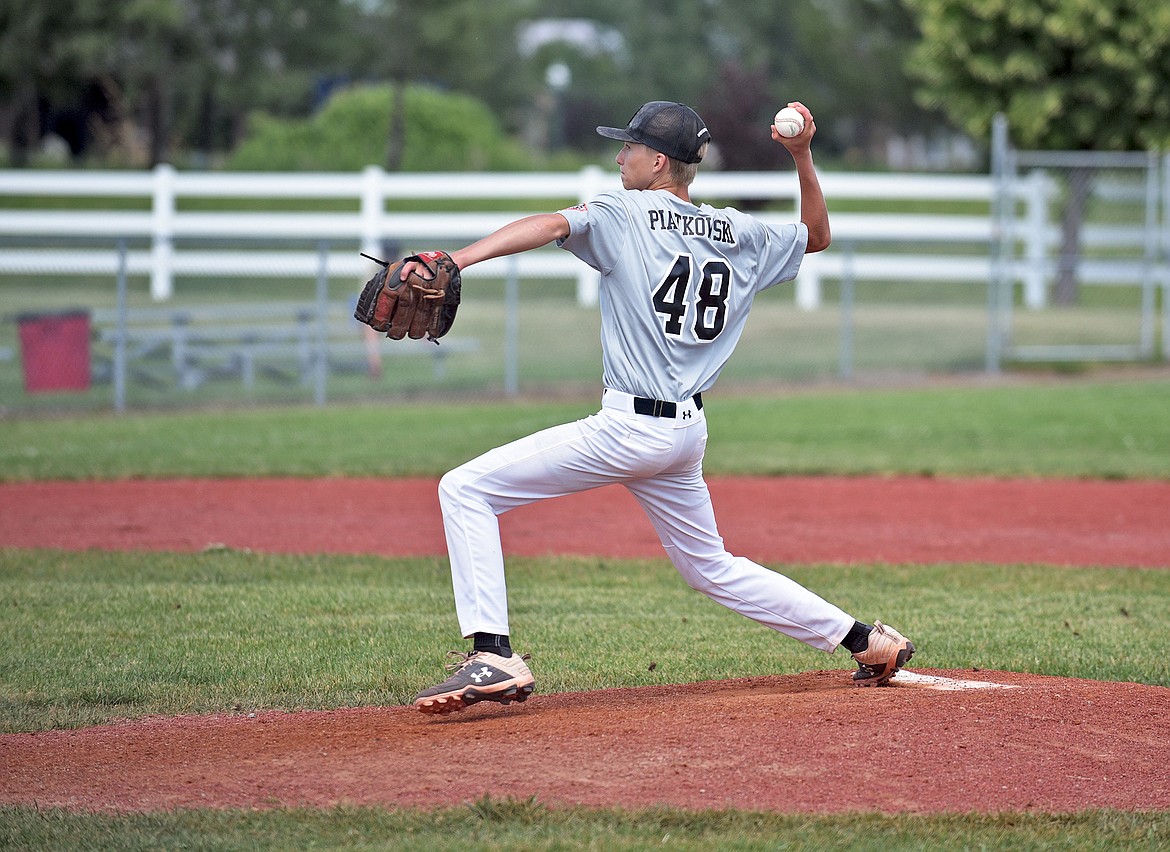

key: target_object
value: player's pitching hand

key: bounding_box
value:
[771,102,815,150]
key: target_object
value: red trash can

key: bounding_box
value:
[17,311,92,393]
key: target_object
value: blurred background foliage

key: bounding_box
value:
[1,0,1167,172]
[226,84,539,172]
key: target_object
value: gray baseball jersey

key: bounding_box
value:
[558,189,807,401]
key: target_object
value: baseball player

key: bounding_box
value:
[409,100,914,714]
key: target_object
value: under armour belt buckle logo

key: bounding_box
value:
[469,666,494,683]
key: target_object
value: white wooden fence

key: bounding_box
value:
[0,166,605,303]
[0,163,1163,312]
[0,165,998,310]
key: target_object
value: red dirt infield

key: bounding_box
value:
[3,475,1169,566]
[2,475,1168,814]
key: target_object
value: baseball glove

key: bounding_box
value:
[354,251,461,343]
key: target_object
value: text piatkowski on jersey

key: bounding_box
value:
[647,210,736,244]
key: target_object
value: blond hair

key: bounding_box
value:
[669,142,709,186]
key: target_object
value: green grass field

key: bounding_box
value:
[2,376,1168,849]
[4,551,1167,734]
[2,375,1167,480]
[3,804,1167,850]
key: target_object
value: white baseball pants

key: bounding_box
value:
[438,389,855,653]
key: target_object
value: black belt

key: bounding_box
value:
[632,393,703,418]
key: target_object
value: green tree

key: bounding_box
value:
[904,0,1170,149]
[699,0,931,164]
[2,0,945,169]
[904,0,1170,302]
[142,0,357,164]
[226,83,530,171]
[0,0,357,166]
[0,0,122,164]
[351,0,540,170]
[117,0,192,165]
[521,0,928,165]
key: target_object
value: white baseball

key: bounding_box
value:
[773,107,805,138]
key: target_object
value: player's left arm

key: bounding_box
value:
[772,102,831,253]
[452,213,571,269]
[400,214,571,282]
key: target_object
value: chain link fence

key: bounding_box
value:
[2,151,1166,416]
[0,244,999,415]
[988,116,1168,370]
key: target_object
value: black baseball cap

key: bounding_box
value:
[596,101,711,164]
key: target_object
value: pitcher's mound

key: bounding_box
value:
[3,669,1167,814]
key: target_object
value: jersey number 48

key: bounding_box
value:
[652,254,731,342]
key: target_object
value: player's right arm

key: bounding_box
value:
[772,102,830,253]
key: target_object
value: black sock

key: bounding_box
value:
[472,632,512,658]
[841,621,873,654]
